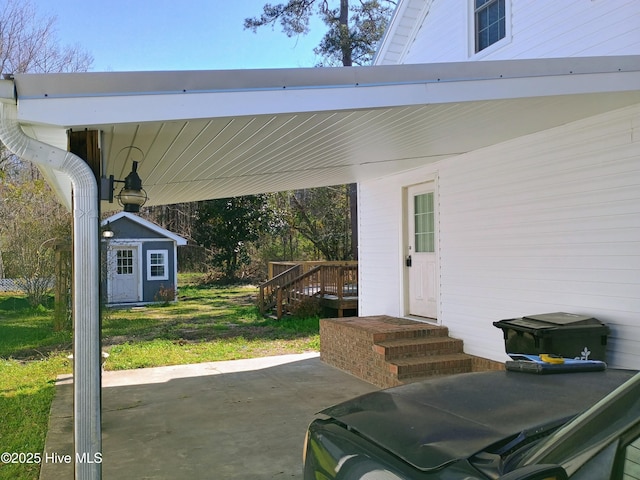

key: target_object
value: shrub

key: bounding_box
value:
[289,296,321,319]
[154,284,177,305]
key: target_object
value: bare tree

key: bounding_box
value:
[0,177,71,307]
[0,0,92,309]
[0,0,93,173]
[0,0,93,75]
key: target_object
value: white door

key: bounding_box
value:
[108,246,140,303]
[407,184,437,319]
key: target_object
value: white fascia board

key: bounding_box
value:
[14,57,640,127]
[16,70,640,128]
[421,70,640,104]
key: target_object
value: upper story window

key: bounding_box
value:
[475,0,506,52]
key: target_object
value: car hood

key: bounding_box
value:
[319,369,635,472]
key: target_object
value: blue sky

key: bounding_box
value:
[31,0,326,72]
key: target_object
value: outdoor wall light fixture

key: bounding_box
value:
[101,160,148,213]
[101,222,114,239]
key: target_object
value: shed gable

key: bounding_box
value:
[106,216,168,240]
[101,212,187,245]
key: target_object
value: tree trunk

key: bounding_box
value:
[349,183,358,260]
[340,1,356,259]
[339,0,352,66]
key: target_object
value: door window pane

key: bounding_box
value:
[117,249,134,275]
[414,192,435,253]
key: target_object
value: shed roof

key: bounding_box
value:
[101,212,187,245]
[7,55,640,209]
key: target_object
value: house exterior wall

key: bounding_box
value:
[365,0,640,368]
[359,103,640,368]
[379,0,640,65]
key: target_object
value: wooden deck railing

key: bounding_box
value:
[258,264,302,314]
[277,266,323,319]
[320,265,358,299]
[259,262,358,319]
[269,261,357,279]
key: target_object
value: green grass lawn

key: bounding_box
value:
[0,278,319,480]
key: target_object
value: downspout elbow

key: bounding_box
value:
[0,101,96,193]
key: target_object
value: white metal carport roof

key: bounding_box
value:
[10,54,640,210]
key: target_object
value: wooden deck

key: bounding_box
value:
[258,261,357,319]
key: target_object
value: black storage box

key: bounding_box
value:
[493,312,609,361]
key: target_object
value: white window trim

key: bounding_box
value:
[468,0,512,59]
[147,249,169,281]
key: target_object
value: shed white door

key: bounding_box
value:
[407,184,437,319]
[108,246,140,303]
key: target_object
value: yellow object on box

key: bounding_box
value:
[540,354,565,364]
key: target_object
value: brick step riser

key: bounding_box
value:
[383,347,464,361]
[392,359,473,379]
[376,340,464,361]
[398,365,473,381]
[371,328,449,343]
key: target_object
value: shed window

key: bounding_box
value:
[475,0,506,52]
[147,250,169,280]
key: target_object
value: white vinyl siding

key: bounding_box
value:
[358,180,404,315]
[359,103,640,369]
[401,1,468,64]
[390,0,640,64]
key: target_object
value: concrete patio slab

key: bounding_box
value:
[40,352,378,479]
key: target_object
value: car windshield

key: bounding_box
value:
[513,372,640,475]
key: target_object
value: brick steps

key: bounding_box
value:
[320,316,503,388]
[372,324,475,383]
[388,353,473,380]
[374,336,465,360]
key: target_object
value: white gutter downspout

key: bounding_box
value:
[0,90,102,479]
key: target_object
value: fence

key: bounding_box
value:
[0,278,22,292]
[0,278,55,292]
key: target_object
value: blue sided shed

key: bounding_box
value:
[101,212,187,305]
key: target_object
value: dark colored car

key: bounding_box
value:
[303,369,640,480]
